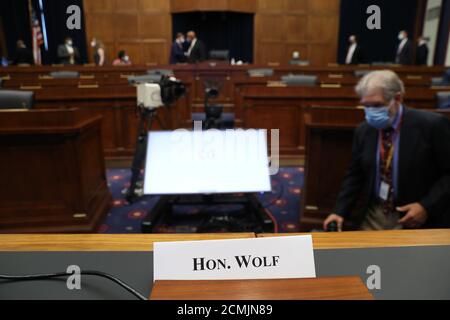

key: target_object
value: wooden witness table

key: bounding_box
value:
[150,277,373,300]
[1,230,449,300]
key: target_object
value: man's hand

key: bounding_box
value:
[397,203,428,229]
[323,214,344,232]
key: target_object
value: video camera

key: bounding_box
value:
[136,75,186,109]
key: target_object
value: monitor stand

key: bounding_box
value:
[141,193,274,233]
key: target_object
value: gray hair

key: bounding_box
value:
[355,70,405,101]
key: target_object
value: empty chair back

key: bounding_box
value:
[50,71,80,79]
[281,75,317,86]
[354,70,372,78]
[147,69,174,76]
[431,77,445,86]
[128,74,161,85]
[209,50,230,61]
[436,92,450,109]
[0,90,34,109]
[289,60,310,66]
[248,68,274,77]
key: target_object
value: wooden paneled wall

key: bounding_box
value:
[83,0,340,66]
[83,0,172,65]
[254,0,340,66]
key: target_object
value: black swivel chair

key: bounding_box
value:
[147,69,174,77]
[209,50,230,61]
[248,68,274,77]
[0,90,34,109]
[281,75,317,86]
[436,92,450,109]
[50,71,80,78]
[128,74,162,85]
[354,70,372,78]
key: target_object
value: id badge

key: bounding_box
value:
[379,181,390,201]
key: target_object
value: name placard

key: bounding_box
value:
[154,236,316,281]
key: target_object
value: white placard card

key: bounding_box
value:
[153,236,316,281]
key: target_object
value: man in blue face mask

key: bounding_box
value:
[324,70,450,231]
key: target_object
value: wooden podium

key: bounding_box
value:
[0,108,112,233]
[150,277,373,300]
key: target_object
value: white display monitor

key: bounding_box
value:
[143,129,272,195]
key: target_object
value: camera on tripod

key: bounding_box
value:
[126,75,186,203]
[203,87,224,130]
[136,75,186,109]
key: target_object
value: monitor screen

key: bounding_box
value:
[144,129,272,195]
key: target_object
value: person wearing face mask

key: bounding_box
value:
[344,35,363,65]
[90,38,106,66]
[415,36,429,66]
[170,33,187,64]
[57,37,80,65]
[395,30,413,65]
[112,50,132,66]
[324,70,450,231]
[185,31,207,63]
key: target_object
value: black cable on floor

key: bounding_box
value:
[0,270,147,300]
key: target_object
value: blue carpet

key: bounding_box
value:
[100,167,304,233]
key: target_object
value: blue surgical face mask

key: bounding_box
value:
[364,106,392,130]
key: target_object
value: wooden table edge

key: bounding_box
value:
[0,233,256,251]
[0,230,448,251]
[257,229,450,249]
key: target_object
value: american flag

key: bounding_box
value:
[30,4,43,65]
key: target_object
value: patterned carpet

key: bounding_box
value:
[100,167,304,234]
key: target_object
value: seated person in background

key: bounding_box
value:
[170,32,187,64]
[416,36,429,66]
[324,70,450,231]
[14,40,34,65]
[289,51,301,65]
[90,38,106,66]
[186,31,207,63]
[57,37,80,65]
[112,50,132,66]
[345,35,363,65]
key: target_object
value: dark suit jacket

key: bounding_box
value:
[170,42,186,64]
[416,44,429,66]
[395,40,413,65]
[346,45,364,64]
[334,107,450,228]
[14,47,34,65]
[57,44,80,65]
[188,39,207,63]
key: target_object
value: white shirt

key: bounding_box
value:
[66,44,74,55]
[187,38,197,56]
[397,38,408,54]
[345,43,357,64]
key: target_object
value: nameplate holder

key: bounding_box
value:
[154,236,316,281]
[320,83,341,88]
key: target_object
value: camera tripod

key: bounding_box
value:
[126,105,165,204]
